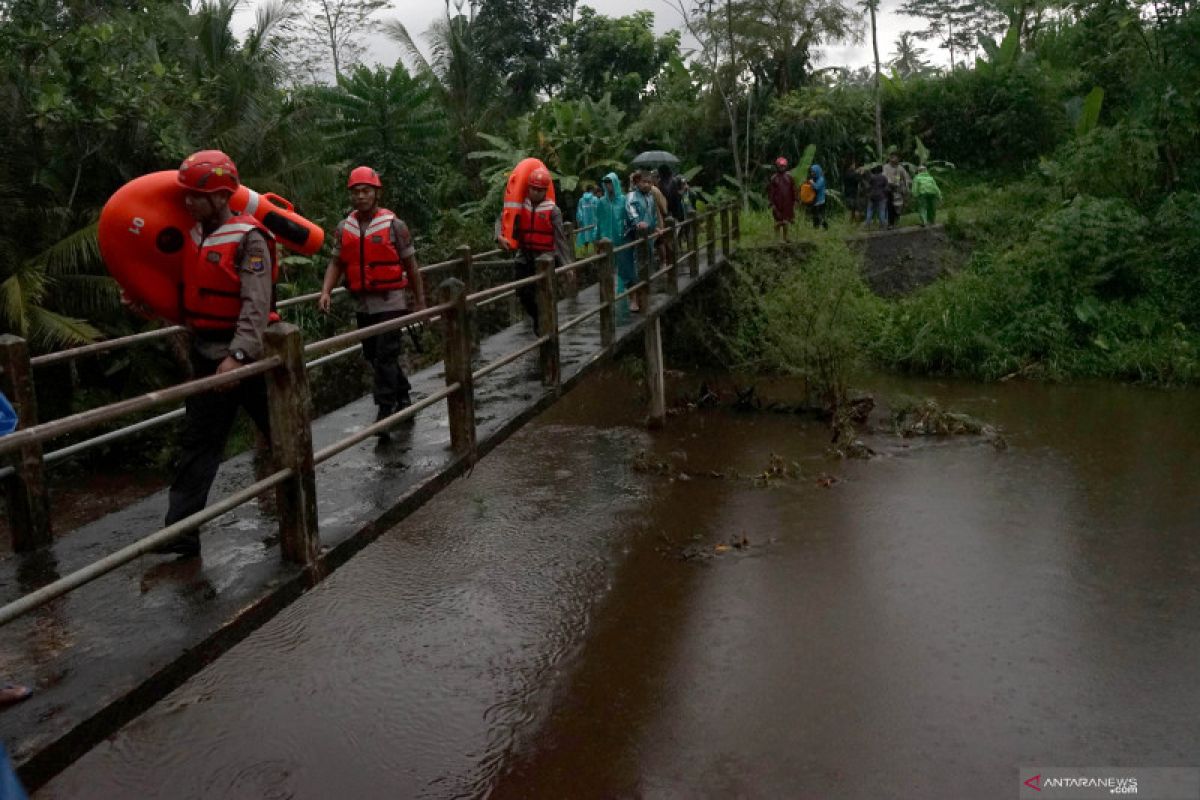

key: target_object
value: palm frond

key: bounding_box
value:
[27,306,102,349]
[32,221,101,277]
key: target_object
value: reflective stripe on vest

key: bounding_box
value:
[182,215,278,331]
[518,200,556,252]
[340,207,407,293]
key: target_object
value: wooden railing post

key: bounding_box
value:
[535,254,560,388]
[0,335,51,550]
[438,278,477,457]
[563,222,579,301]
[664,216,679,295]
[455,244,480,355]
[705,212,716,268]
[262,323,319,566]
[638,229,653,311]
[720,205,731,257]
[645,318,666,430]
[688,212,700,277]
[732,205,741,247]
[598,238,616,348]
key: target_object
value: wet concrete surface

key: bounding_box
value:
[36,370,1200,798]
[0,247,731,787]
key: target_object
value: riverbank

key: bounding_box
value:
[727,170,1200,386]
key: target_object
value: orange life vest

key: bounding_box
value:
[517,200,557,253]
[340,208,408,293]
[182,216,278,332]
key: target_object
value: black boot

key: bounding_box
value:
[150,532,201,557]
[375,404,395,438]
[395,394,415,428]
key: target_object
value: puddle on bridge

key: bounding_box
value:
[37,367,1200,798]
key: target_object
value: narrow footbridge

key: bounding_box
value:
[0,203,740,788]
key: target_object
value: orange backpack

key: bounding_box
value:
[799,180,817,206]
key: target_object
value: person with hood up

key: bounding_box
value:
[808,164,829,230]
[594,172,637,302]
[575,184,599,253]
[913,166,943,226]
[767,156,797,241]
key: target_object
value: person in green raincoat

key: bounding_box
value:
[913,166,943,226]
[593,172,637,298]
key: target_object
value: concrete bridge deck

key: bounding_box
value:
[0,243,733,789]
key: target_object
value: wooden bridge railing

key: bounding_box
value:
[0,204,739,626]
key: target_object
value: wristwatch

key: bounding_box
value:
[231,348,250,363]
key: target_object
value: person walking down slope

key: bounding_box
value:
[767,157,797,242]
[319,166,427,438]
[575,184,599,253]
[808,164,829,230]
[913,166,943,226]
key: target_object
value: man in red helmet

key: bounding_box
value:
[495,166,571,334]
[767,156,798,242]
[156,149,278,557]
[319,166,426,436]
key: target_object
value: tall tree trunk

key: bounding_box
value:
[947,13,956,70]
[870,0,883,159]
[722,0,747,209]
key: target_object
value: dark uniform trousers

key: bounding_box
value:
[514,252,541,334]
[165,348,270,544]
[356,310,413,409]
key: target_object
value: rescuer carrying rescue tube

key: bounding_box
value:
[151,149,279,557]
[495,166,572,334]
[319,166,427,438]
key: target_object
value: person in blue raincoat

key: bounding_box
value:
[593,172,637,306]
[575,185,599,253]
[624,171,660,313]
[808,164,829,230]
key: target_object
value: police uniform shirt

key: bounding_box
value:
[193,229,274,362]
[330,216,417,314]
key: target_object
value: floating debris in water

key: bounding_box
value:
[889,397,1007,449]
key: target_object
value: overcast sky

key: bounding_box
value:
[233,0,945,78]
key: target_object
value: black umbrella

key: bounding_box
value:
[630,150,681,169]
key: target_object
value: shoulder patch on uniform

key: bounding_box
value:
[243,255,267,273]
[207,251,222,263]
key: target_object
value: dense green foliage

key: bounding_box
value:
[0,0,1197,393]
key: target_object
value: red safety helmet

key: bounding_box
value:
[347,166,382,189]
[177,150,240,194]
[775,156,789,169]
[528,167,552,190]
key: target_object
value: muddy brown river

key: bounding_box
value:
[37,368,1200,799]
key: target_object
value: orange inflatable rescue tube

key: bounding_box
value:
[98,171,324,323]
[499,157,555,250]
